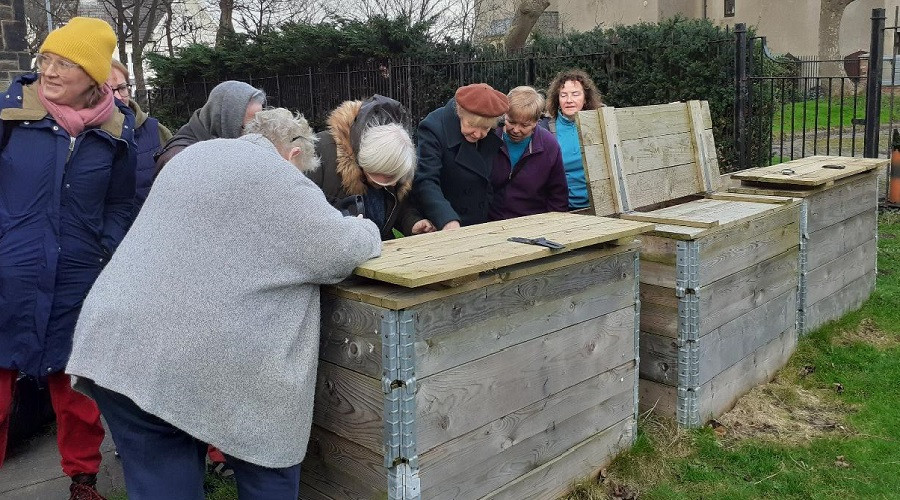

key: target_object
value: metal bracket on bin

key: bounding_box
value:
[388,463,421,499]
[675,241,702,428]
[797,200,809,335]
[382,310,421,499]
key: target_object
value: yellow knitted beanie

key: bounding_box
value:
[39,17,117,86]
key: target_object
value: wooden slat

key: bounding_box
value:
[419,364,635,498]
[707,192,795,204]
[807,208,878,271]
[688,100,716,192]
[639,288,796,387]
[619,133,695,175]
[481,416,635,500]
[638,283,678,338]
[621,212,719,228]
[416,306,635,452]
[328,245,636,309]
[639,378,677,418]
[614,102,691,140]
[415,271,635,379]
[697,204,800,285]
[806,172,879,233]
[696,327,797,422]
[598,106,631,212]
[312,361,383,455]
[353,213,652,288]
[698,248,799,337]
[300,425,386,500]
[731,155,885,186]
[318,295,387,378]
[625,162,702,212]
[805,237,877,306]
[804,270,876,333]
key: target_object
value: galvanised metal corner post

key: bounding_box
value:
[864,8,886,158]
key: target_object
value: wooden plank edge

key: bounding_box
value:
[621,212,719,228]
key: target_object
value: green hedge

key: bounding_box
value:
[149,16,775,170]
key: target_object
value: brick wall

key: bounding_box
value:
[0,0,30,89]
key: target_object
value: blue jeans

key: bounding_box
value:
[89,383,301,500]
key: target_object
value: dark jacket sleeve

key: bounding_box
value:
[308,131,342,205]
[546,142,569,213]
[101,135,137,254]
[396,195,426,236]
[413,115,459,229]
[154,143,185,175]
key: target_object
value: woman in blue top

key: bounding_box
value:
[544,69,603,210]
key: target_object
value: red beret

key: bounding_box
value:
[455,83,509,117]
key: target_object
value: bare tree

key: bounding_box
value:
[322,0,479,40]
[96,0,171,105]
[503,0,548,51]
[233,0,317,38]
[216,0,234,46]
[23,0,80,53]
[818,0,857,75]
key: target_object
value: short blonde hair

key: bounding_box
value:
[110,58,129,81]
[243,108,320,172]
[507,86,544,121]
[456,106,500,129]
[357,123,415,184]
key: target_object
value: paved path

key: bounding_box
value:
[0,420,125,500]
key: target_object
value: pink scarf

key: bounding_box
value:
[37,83,115,137]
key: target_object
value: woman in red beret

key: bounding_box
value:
[413,83,509,229]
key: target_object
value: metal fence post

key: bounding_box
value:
[734,23,748,170]
[865,8,886,158]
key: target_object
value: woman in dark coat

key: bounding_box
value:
[413,83,509,229]
[489,86,568,220]
[309,94,434,238]
[0,17,135,499]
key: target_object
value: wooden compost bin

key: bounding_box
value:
[730,156,886,334]
[300,212,654,500]
[577,100,802,428]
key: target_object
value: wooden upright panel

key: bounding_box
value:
[577,100,721,214]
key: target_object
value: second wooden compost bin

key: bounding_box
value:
[730,155,885,334]
[577,100,802,427]
[300,212,654,500]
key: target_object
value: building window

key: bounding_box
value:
[724,0,735,17]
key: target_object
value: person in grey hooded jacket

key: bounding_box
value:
[154,80,265,173]
[66,108,381,500]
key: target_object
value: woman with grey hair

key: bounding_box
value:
[155,80,266,172]
[309,94,435,239]
[66,108,381,499]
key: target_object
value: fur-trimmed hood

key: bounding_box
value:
[326,97,412,201]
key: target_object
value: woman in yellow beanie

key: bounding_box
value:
[0,17,136,500]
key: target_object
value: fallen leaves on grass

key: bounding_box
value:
[835,455,852,468]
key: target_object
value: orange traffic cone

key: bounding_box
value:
[891,130,900,204]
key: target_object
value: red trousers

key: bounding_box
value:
[0,369,104,476]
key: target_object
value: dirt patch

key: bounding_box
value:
[712,375,854,445]
[832,318,900,349]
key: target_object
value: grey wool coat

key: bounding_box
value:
[66,134,382,468]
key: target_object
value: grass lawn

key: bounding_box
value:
[772,95,900,136]
[564,210,900,500]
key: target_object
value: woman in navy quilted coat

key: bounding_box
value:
[0,17,136,499]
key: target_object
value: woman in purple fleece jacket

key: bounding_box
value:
[489,86,569,220]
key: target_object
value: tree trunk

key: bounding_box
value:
[132,40,148,108]
[818,0,856,76]
[113,0,129,65]
[503,0,550,52]
[216,0,234,47]
[164,1,174,58]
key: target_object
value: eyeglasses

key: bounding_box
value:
[35,54,80,75]
[111,83,132,96]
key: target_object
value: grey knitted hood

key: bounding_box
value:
[174,80,264,143]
